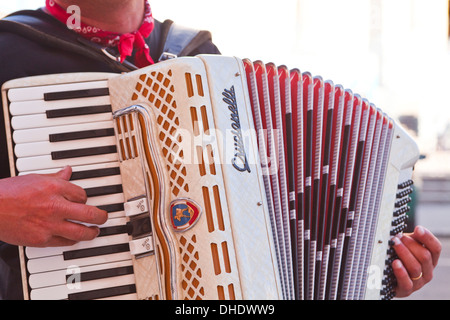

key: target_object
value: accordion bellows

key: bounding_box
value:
[2,55,419,300]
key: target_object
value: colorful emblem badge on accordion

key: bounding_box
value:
[170,199,202,232]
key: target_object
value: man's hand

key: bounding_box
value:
[0,166,108,247]
[392,225,442,298]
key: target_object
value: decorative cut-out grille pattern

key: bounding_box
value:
[132,70,188,196]
[179,235,205,300]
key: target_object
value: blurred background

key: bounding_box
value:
[1,0,449,300]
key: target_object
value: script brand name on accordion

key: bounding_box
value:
[222,85,251,173]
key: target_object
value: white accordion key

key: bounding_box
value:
[70,174,122,190]
[9,95,111,117]
[7,80,109,102]
[28,260,133,289]
[11,112,113,131]
[14,136,116,158]
[17,161,119,176]
[27,250,132,274]
[12,120,114,144]
[30,273,136,300]
[86,193,125,210]
[15,152,119,172]
[25,233,130,259]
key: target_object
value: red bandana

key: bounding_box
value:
[45,0,155,67]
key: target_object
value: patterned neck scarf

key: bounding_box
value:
[45,0,155,67]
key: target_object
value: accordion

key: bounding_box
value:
[2,55,419,300]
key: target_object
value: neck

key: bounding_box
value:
[52,0,146,34]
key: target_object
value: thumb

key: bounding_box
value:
[53,166,73,181]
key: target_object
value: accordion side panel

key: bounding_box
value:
[364,121,420,300]
[1,87,17,180]
[197,55,282,299]
[0,84,27,298]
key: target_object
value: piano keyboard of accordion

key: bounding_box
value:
[2,55,419,300]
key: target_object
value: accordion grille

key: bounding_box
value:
[132,70,189,196]
[179,235,205,300]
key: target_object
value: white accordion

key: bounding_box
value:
[2,55,420,300]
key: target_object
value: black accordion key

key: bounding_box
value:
[63,243,130,261]
[68,284,136,300]
[67,265,135,283]
[46,104,112,119]
[98,225,128,237]
[51,145,117,160]
[84,184,123,198]
[44,87,110,101]
[49,128,115,142]
[70,167,121,181]
[97,203,124,213]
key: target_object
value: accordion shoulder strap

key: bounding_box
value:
[0,9,136,72]
[158,19,214,61]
